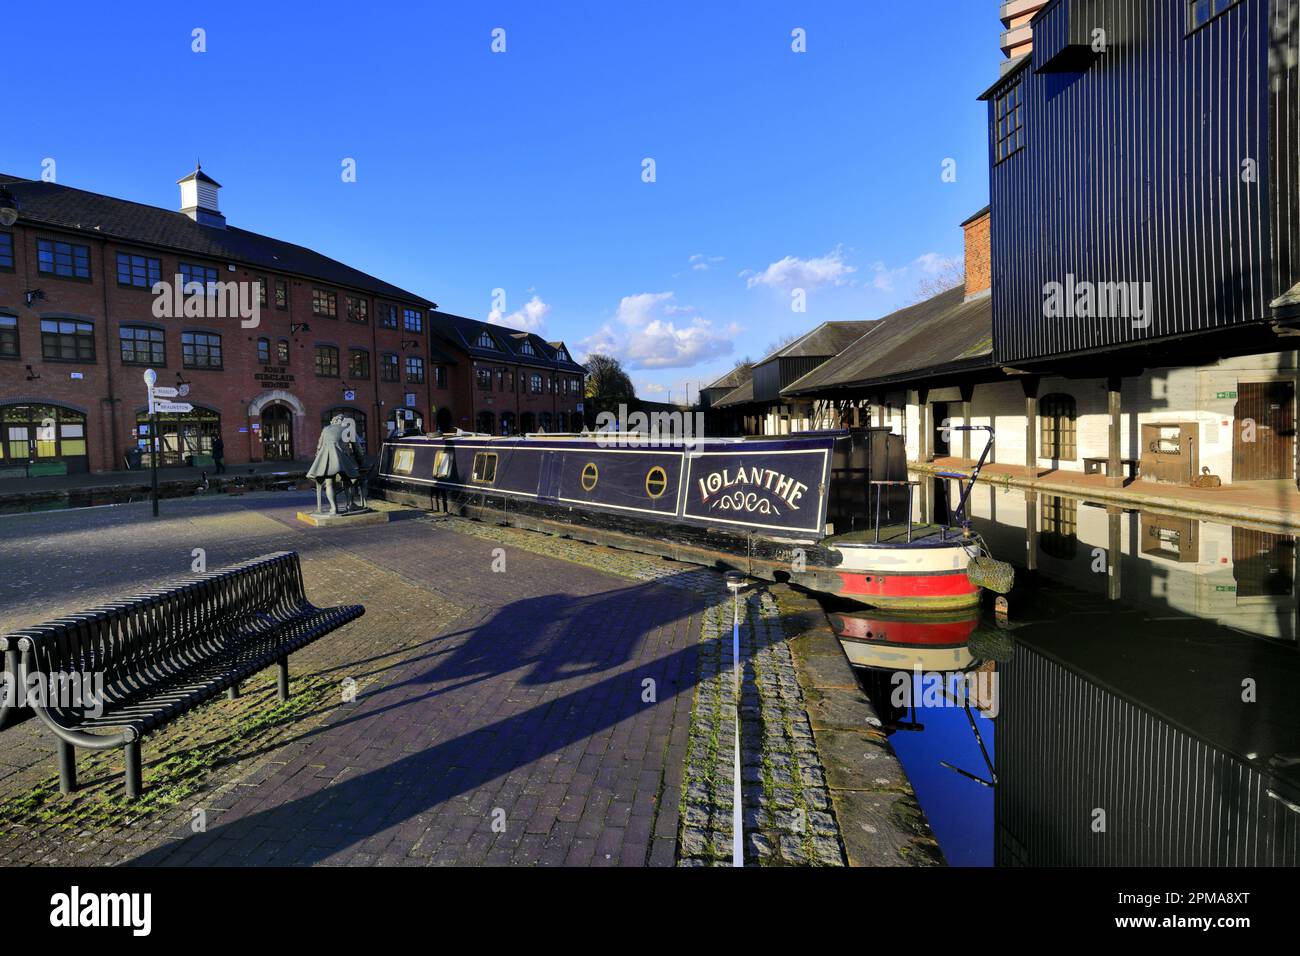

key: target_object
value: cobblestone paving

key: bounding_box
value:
[442,516,847,866]
[0,495,852,866]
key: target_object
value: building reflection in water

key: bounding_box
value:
[831,481,1300,866]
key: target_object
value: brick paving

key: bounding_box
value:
[0,492,889,866]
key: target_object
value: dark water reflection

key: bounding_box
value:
[828,485,1300,867]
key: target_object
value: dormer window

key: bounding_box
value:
[555,346,569,362]
[519,340,536,356]
[475,331,497,349]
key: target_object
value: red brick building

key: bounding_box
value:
[428,311,586,436]
[0,169,583,475]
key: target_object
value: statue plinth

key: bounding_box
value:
[296,509,389,528]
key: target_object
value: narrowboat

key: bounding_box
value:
[374,427,1007,611]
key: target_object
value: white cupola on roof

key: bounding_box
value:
[177,164,225,228]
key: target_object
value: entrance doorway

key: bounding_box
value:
[932,402,950,457]
[261,403,294,461]
[1233,381,1296,481]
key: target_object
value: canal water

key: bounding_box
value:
[827,478,1300,866]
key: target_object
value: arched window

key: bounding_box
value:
[1040,495,1078,560]
[499,411,516,436]
[256,337,271,363]
[323,407,367,454]
[520,412,536,434]
[539,412,553,433]
[476,410,496,435]
[556,412,568,432]
[1040,393,1077,460]
[136,405,221,468]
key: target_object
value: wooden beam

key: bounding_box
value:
[1107,375,1123,488]
[1021,376,1039,476]
[960,382,975,461]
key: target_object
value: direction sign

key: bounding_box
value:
[150,386,179,398]
[152,401,194,414]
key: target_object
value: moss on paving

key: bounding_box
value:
[0,670,339,836]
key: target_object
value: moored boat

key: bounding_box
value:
[375,427,1007,611]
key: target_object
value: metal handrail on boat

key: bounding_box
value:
[868,479,920,543]
[935,425,994,539]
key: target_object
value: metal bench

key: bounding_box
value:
[0,551,363,797]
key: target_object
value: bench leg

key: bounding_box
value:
[277,659,290,702]
[124,741,142,798]
[227,683,240,700]
[58,740,77,794]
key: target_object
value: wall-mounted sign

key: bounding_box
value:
[405,393,416,408]
[238,427,249,433]
[251,423,261,431]
[1216,390,1238,400]
[343,389,356,402]
[254,365,295,388]
[70,372,83,380]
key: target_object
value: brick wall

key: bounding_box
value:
[0,222,446,471]
[963,209,992,299]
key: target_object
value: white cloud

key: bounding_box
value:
[744,246,856,290]
[689,253,725,272]
[870,252,962,293]
[579,292,738,371]
[487,294,551,335]
[638,380,669,396]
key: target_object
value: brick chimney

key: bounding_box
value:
[1000,0,1049,67]
[961,206,991,300]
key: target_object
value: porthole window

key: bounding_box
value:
[472,451,498,484]
[580,462,599,491]
[645,465,668,499]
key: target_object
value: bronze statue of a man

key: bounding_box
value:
[307,415,362,514]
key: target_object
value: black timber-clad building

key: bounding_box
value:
[982,0,1299,364]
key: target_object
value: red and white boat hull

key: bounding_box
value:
[792,539,981,611]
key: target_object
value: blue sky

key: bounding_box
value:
[4,0,997,401]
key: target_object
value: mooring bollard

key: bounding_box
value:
[724,570,747,868]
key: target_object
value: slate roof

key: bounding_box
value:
[756,321,874,365]
[0,172,433,306]
[783,286,995,395]
[429,310,586,374]
[702,362,754,392]
[712,378,756,408]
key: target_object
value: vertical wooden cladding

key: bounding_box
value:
[987,0,1273,364]
[996,643,1300,866]
[1271,0,1300,311]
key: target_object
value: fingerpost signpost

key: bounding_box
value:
[144,368,194,517]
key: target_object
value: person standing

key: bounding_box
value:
[212,434,226,475]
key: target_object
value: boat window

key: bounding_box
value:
[472,451,498,484]
[392,448,414,475]
[645,465,668,499]
[432,450,452,478]
[580,462,598,491]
